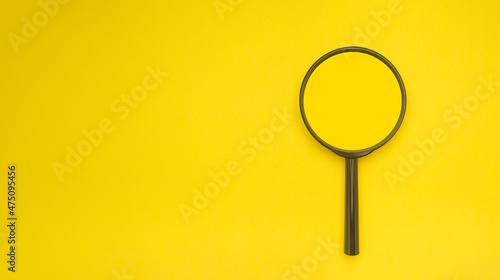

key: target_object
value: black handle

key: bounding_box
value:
[345,158,359,255]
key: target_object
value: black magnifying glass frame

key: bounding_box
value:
[299,46,406,256]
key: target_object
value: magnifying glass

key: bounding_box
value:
[299,46,406,255]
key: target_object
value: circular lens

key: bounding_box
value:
[301,49,404,152]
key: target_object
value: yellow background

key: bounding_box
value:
[1,0,499,279]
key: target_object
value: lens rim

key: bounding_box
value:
[299,46,407,158]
